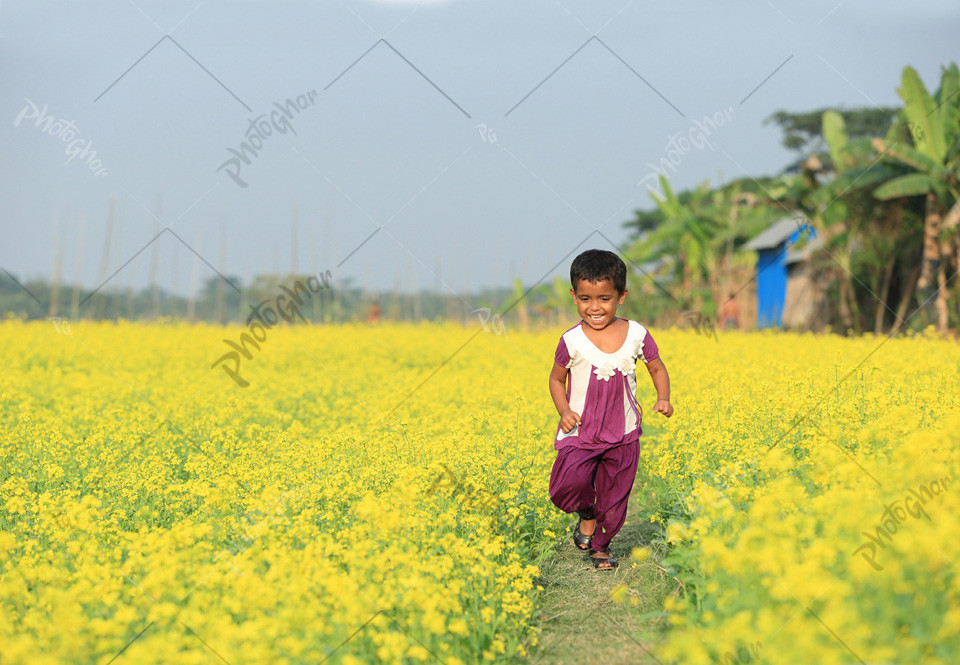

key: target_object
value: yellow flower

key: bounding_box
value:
[610,584,629,604]
[630,546,651,561]
[4,322,960,665]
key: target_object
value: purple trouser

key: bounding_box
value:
[548,440,640,551]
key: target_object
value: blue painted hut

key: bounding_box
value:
[744,215,819,329]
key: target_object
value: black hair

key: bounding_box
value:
[570,249,627,294]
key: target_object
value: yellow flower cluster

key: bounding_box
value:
[638,328,960,665]
[5,320,957,664]
[0,320,565,664]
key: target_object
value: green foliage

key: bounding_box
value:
[822,110,851,170]
[874,173,936,200]
[765,106,900,157]
[899,65,948,162]
[882,63,960,206]
[623,176,779,322]
[624,63,960,333]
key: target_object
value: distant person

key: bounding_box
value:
[368,300,381,325]
[547,249,673,571]
[720,293,740,330]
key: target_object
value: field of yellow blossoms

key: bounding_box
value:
[2,319,959,664]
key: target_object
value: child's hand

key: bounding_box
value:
[559,409,581,433]
[654,400,673,418]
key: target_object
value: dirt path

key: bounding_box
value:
[529,491,673,664]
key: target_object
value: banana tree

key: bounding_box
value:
[527,276,574,328]
[809,110,914,332]
[627,177,721,312]
[626,175,774,323]
[871,64,960,332]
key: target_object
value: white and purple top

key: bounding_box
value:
[553,319,660,450]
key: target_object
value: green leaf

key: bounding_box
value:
[809,165,898,205]
[823,200,848,226]
[651,175,679,212]
[936,63,960,152]
[844,137,877,162]
[877,139,943,173]
[822,110,849,170]
[898,65,946,161]
[874,173,935,200]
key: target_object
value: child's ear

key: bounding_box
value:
[618,289,628,304]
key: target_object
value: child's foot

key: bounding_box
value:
[587,548,618,570]
[573,518,596,550]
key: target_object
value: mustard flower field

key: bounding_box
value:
[1,321,958,664]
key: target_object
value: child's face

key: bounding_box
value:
[571,278,626,330]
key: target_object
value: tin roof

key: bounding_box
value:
[744,214,809,251]
[785,233,823,264]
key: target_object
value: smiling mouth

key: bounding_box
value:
[589,314,604,322]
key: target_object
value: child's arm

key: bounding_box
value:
[644,357,674,417]
[549,362,581,433]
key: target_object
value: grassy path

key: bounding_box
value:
[529,491,674,664]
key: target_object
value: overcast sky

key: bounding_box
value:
[2,0,958,303]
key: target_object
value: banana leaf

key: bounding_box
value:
[936,63,960,153]
[875,138,944,173]
[809,165,899,205]
[874,173,935,200]
[898,65,947,162]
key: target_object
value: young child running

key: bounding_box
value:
[548,249,673,570]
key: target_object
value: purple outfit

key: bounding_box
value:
[548,319,660,551]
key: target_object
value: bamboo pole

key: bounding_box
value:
[334,236,342,322]
[94,196,117,319]
[149,220,160,320]
[170,241,178,320]
[311,231,318,323]
[291,203,298,277]
[71,215,85,321]
[126,237,135,319]
[50,228,63,318]
[216,222,226,323]
[391,260,401,322]
[187,232,201,322]
[410,253,421,322]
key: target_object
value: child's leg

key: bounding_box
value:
[548,446,601,515]
[589,440,640,551]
